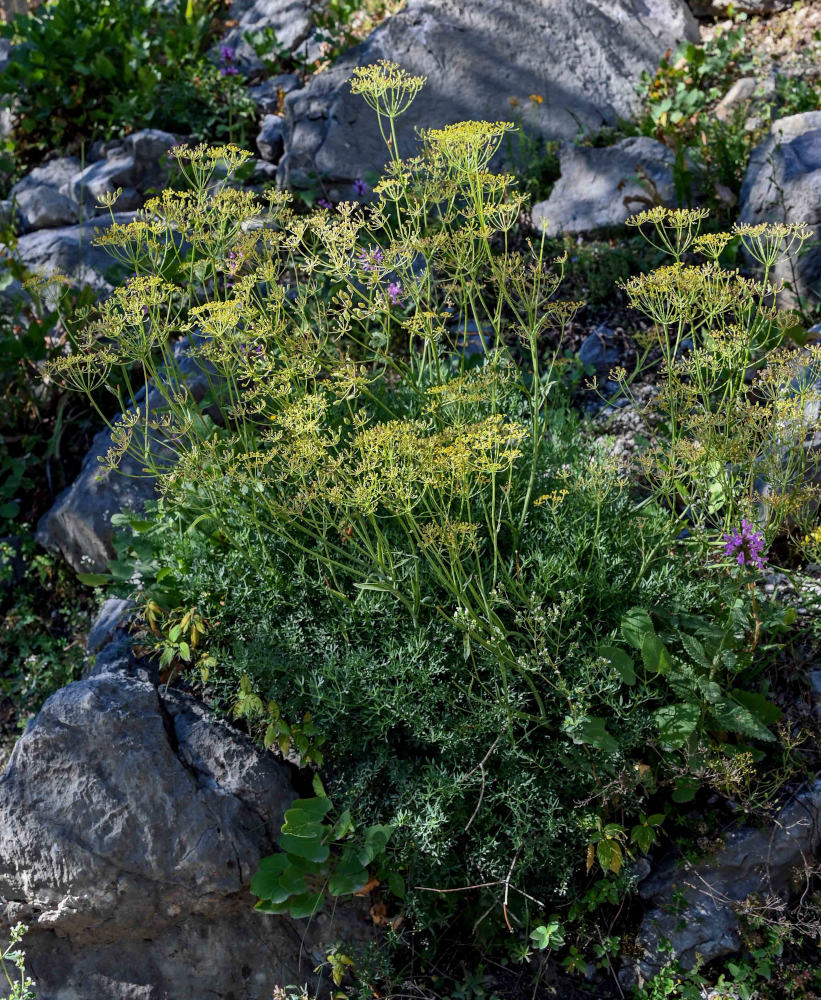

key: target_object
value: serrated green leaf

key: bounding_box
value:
[680,632,712,669]
[710,699,775,742]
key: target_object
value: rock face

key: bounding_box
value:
[278,0,698,189]
[12,211,136,295]
[625,781,821,985]
[218,0,313,72]
[531,137,679,236]
[0,637,370,1000]
[739,112,821,306]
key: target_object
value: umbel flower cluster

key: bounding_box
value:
[44,60,820,667]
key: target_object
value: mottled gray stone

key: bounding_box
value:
[67,155,140,211]
[13,185,79,231]
[218,0,313,72]
[85,597,135,656]
[0,642,306,999]
[739,112,821,306]
[624,781,821,986]
[257,113,285,162]
[279,0,698,189]
[11,212,136,295]
[578,324,623,374]
[10,156,81,198]
[532,137,678,236]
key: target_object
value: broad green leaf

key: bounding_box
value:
[386,871,406,899]
[596,839,622,874]
[359,824,394,865]
[654,702,700,748]
[250,854,289,901]
[281,809,327,840]
[598,645,636,686]
[672,775,700,803]
[77,572,111,586]
[329,867,369,896]
[572,716,618,754]
[641,634,671,675]
[279,834,330,863]
[287,891,324,919]
[332,809,355,841]
[732,690,782,726]
[621,608,654,650]
[284,797,332,821]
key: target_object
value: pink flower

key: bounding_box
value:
[388,282,403,306]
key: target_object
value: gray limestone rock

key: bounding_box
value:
[624,782,821,985]
[218,0,313,73]
[0,642,309,999]
[278,0,698,189]
[257,112,286,162]
[739,111,821,306]
[11,212,136,295]
[13,185,79,231]
[531,137,679,236]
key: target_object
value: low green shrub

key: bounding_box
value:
[46,62,819,987]
[0,0,255,172]
[636,19,821,203]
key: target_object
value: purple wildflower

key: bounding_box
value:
[388,281,403,306]
[227,249,244,275]
[219,45,240,76]
[358,247,384,271]
[722,518,767,570]
[353,177,370,197]
[317,198,333,210]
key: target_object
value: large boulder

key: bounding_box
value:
[278,0,698,189]
[10,212,136,295]
[0,637,368,999]
[739,111,821,306]
[531,136,679,236]
[623,781,821,985]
